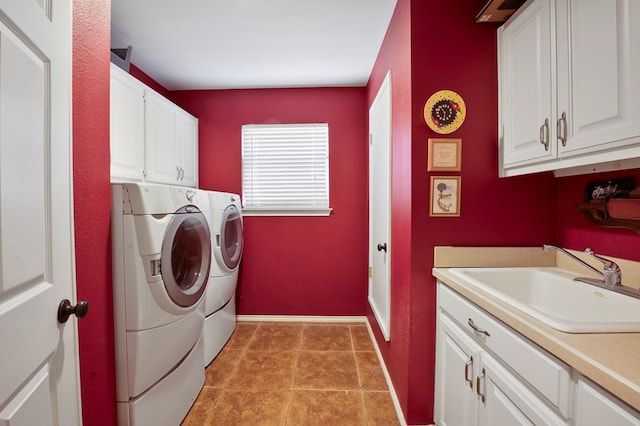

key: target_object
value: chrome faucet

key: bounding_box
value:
[542,244,621,287]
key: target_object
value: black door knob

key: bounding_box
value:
[57,299,89,324]
[377,243,387,253]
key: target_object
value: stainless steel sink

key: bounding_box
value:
[448,267,640,333]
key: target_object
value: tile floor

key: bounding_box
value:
[182,321,400,425]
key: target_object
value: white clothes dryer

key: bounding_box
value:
[112,183,211,426]
[203,191,243,365]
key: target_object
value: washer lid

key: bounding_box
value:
[161,206,211,307]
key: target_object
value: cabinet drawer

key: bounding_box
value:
[438,283,572,417]
[575,376,640,425]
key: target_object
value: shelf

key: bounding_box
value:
[575,198,640,234]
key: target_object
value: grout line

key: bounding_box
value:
[201,320,399,425]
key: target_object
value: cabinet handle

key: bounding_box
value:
[181,167,185,180]
[476,367,486,404]
[539,118,550,151]
[467,318,490,337]
[464,356,473,389]
[557,111,567,147]
[176,166,181,180]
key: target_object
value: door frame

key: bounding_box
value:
[368,71,392,341]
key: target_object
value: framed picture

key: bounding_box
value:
[427,138,461,172]
[430,176,461,217]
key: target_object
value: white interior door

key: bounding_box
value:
[0,0,82,425]
[368,71,392,341]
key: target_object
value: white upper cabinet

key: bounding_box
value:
[499,0,555,167]
[110,63,145,181]
[144,89,198,187]
[175,108,198,187]
[557,0,640,156]
[110,64,198,187]
[499,0,640,177]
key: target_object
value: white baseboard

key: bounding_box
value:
[236,315,366,323]
[364,320,409,426]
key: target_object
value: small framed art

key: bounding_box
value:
[427,138,461,172]
[430,176,461,217]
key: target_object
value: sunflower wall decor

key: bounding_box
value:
[424,90,466,134]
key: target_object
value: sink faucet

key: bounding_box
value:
[542,244,622,287]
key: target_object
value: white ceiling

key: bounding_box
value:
[110,0,398,91]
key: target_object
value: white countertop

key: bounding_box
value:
[432,246,640,413]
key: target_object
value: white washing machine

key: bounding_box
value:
[203,191,243,365]
[111,183,212,426]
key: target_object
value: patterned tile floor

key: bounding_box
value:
[182,321,400,425]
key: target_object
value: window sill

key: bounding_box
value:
[241,207,333,217]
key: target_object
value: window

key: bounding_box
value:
[242,123,331,216]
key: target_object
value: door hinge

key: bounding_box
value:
[369,134,373,145]
[368,266,372,278]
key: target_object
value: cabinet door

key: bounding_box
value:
[478,354,568,426]
[574,377,640,426]
[144,89,180,184]
[110,64,145,181]
[435,314,480,426]
[558,0,640,156]
[176,109,198,188]
[499,0,556,167]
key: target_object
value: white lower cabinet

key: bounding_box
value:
[435,314,479,426]
[574,377,640,426]
[435,312,567,426]
[435,283,640,426]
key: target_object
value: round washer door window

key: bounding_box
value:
[161,206,212,307]
[220,205,243,270]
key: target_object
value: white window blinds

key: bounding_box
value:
[242,123,330,215]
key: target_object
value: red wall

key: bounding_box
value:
[73,0,117,424]
[366,0,558,423]
[73,2,639,424]
[365,0,414,418]
[556,169,640,260]
[130,63,170,97]
[170,88,370,315]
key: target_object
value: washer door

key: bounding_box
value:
[219,205,243,270]
[161,206,211,307]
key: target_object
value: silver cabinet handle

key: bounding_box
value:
[539,118,550,151]
[476,367,486,404]
[557,111,567,147]
[468,318,490,337]
[176,166,181,180]
[464,356,473,389]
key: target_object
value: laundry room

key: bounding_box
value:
[17,0,640,425]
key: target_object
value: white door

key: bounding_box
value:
[499,0,556,166]
[557,0,640,156]
[478,354,565,426]
[176,109,198,187]
[434,315,480,426]
[0,0,82,425]
[145,89,179,184]
[110,63,145,182]
[368,71,391,341]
